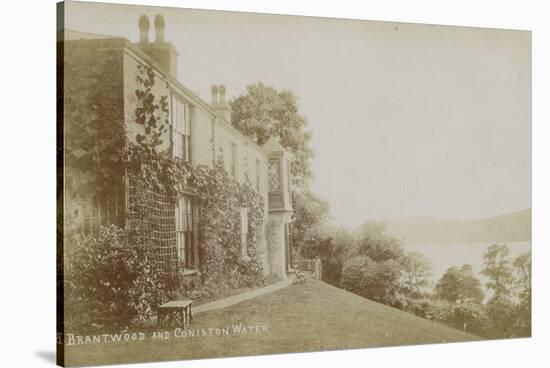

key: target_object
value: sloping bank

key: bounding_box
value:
[64,279,478,366]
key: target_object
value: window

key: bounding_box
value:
[229,142,237,179]
[268,158,283,208]
[240,207,248,256]
[80,192,125,234]
[172,97,191,161]
[255,158,261,191]
[268,159,281,192]
[176,197,196,269]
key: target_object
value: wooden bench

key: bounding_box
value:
[157,300,193,329]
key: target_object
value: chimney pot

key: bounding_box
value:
[136,15,177,77]
[154,14,165,42]
[138,15,150,43]
[219,84,226,103]
[211,85,219,104]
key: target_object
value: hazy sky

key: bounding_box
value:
[64,1,531,227]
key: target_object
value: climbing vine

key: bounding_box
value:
[126,65,267,291]
[63,45,126,204]
[62,44,268,332]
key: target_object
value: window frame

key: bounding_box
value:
[268,158,284,209]
[175,196,197,269]
[268,158,282,193]
[172,96,191,162]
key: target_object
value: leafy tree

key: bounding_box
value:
[293,191,331,257]
[513,251,531,304]
[315,229,356,285]
[290,192,330,258]
[354,222,404,262]
[341,256,404,307]
[481,244,515,337]
[512,251,531,336]
[401,251,433,298]
[231,82,314,189]
[485,298,515,338]
[481,244,514,303]
[434,264,485,303]
[339,223,412,307]
[231,82,328,257]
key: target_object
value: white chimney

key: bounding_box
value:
[138,15,149,43]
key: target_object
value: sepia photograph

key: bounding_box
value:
[56,0,531,366]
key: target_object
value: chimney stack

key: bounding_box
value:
[154,14,165,43]
[211,84,232,123]
[138,15,149,43]
[135,14,178,78]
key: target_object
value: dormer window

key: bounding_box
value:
[172,96,190,161]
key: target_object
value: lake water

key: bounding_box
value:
[404,240,531,297]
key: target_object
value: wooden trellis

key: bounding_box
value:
[126,176,178,272]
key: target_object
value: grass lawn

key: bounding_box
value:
[64,279,479,366]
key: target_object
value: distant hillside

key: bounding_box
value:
[386,209,531,245]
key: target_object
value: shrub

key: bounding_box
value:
[340,256,374,291]
[405,299,493,337]
[340,256,404,306]
[485,298,516,338]
[405,299,453,321]
[64,225,180,331]
[453,302,493,337]
[236,257,265,287]
[511,300,531,337]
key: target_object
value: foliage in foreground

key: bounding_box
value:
[64,226,180,332]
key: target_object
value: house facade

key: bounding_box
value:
[61,15,293,279]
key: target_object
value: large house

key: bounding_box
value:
[60,15,293,279]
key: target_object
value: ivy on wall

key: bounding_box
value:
[67,53,267,290]
[126,65,267,291]
[63,43,126,204]
[61,42,270,331]
[127,68,264,287]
